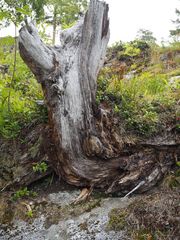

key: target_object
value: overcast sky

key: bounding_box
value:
[0,0,179,45]
[106,0,179,44]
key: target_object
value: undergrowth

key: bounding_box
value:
[97,70,179,136]
[97,40,180,136]
[0,37,179,138]
[0,37,47,139]
[108,177,180,240]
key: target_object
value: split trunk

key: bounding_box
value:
[19,0,179,194]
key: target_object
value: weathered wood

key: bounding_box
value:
[19,0,179,195]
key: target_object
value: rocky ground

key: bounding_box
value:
[0,177,132,240]
[0,120,179,240]
[0,173,179,240]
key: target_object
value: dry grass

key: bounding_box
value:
[108,173,180,240]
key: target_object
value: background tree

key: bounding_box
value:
[170,8,180,41]
[0,0,46,27]
[45,0,87,44]
[136,29,157,45]
[0,0,45,115]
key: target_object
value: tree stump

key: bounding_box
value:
[19,0,179,195]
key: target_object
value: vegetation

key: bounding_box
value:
[136,28,157,45]
[107,208,128,231]
[0,2,179,239]
[108,180,180,239]
[12,187,37,201]
[0,36,46,138]
[170,8,180,41]
[0,1,179,139]
[26,210,33,218]
[33,162,48,173]
[1,37,179,139]
[97,40,180,136]
[46,0,87,44]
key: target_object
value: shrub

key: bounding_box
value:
[0,37,47,139]
[97,71,178,136]
[12,187,37,201]
[32,162,48,173]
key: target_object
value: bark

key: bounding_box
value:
[18,0,179,195]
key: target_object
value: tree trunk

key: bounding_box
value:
[19,0,179,195]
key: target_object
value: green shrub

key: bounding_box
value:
[97,71,178,136]
[12,187,37,201]
[33,162,48,173]
[0,38,47,138]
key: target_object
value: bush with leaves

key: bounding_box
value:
[0,37,47,139]
[97,70,179,136]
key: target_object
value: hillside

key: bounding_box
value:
[0,36,180,239]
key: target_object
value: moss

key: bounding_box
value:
[82,198,101,212]
[107,208,128,231]
[43,198,102,229]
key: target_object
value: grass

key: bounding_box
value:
[97,39,180,136]
[97,70,179,136]
[107,182,180,239]
[0,39,47,139]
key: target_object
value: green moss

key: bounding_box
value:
[107,208,128,231]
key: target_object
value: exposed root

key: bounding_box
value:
[72,187,93,205]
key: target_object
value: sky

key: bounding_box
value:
[106,0,179,44]
[0,0,179,45]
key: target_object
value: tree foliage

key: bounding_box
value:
[45,0,87,44]
[0,0,45,26]
[136,29,157,44]
[170,8,180,41]
[46,0,87,27]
